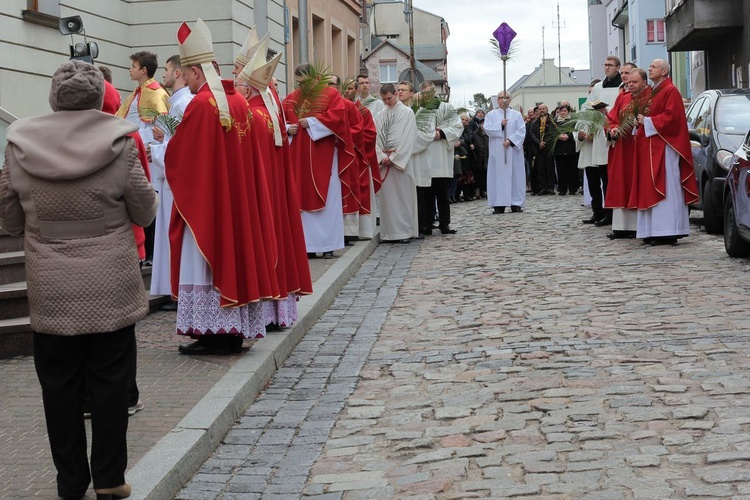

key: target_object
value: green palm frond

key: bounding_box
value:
[292,63,333,118]
[377,110,398,155]
[141,108,183,137]
[410,96,441,134]
[490,38,518,61]
[545,110,607,156]
[360,95,378,108]
[434,102,459,130]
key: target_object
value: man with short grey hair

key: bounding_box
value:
[484,91,526,214]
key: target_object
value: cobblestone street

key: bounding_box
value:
[178,193,750,499]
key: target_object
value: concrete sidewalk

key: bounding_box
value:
[0,236,377,499]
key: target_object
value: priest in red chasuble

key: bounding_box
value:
[234,30,313,330]
[282,64,357,258]
[633,59,698,246]
[165,19,279,355]
[603,63,639,240]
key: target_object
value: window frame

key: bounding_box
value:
[379,62,398,84]
[646,19,666,44]
[22,0,60,28]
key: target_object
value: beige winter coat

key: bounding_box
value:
[0,109,158,335]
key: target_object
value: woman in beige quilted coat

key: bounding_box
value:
[0,61,157,500]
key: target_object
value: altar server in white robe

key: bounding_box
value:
[485,91,526,214]
[374,83,418,242]
[150,54,194,299]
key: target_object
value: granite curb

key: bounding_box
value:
[127,234,379,500]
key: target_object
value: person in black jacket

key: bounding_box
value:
[470,118,489,198]
[528,104,558,195]
[553,104,580,195]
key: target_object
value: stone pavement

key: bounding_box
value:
[0,240,375,500]
[179,194,750,499]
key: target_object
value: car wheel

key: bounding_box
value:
[724,196,750,258]
[703,184,723,234]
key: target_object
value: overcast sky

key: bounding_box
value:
[410,0,593,108]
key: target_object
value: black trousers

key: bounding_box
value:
[534,151,557,192]
[430,177,452,230]
[34,325,135,496]
[586,164,610,219]
[555,155,579,194]
[417,186,432,234]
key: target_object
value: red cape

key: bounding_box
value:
[358,103,382,202]
[248,93,313,297]
[166,81,279,307]
[282,87,357,211]
[604,90,636,209]
[634,78,699,209]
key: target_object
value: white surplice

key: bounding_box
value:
[299,117,345,253]
[485,107,526,208]
[149,86,194,296]
[375,101,418,240]
[636,118,690,238]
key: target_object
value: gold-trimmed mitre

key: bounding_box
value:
[177,19,232,130]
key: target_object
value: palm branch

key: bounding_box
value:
[612,85,660,139]
[411,96,441,134]
[360,95,378,108]
[292,63,333,118]
[545,110,607,156]
[490,38,518,61]
[141,108,182,137]
[376,110,398,156]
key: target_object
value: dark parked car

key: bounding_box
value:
[686,89,750,234]
[723,130,750,257]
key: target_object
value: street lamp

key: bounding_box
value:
[58,15,99,64]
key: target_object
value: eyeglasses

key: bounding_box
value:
[603,63,618,67]
[498,97,510,100]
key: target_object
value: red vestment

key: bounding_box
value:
[248,93,313,297]
[604,90,635,209]
[356,102,382,213]
[102,80,150,259]
[633,78,699,209]
[282,87,357,212]
[166,81,279,307]
[342,98,364,215]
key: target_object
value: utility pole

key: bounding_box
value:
[299,0,309,64]
[405,0,416,88]
[552,2,566,84]
[541,24,546,85]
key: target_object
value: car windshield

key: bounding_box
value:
[716,95,750,134]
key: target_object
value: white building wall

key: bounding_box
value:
[588,0,608,83]
[0,0,288,119]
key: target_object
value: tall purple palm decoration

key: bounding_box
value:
[493,23,516,161]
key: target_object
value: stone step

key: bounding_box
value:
[0,251,25,286]
[0,265,169,359]
[0,231,23,253]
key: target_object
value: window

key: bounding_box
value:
[646,19,665,43]
[379,62,398,83]
[28,0,59,17]
[23,0,59,27]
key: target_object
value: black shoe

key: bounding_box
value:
[440,227,457,234]
[159,301,178,312]
[344,236,358,246]
[594,216,612,227]
[493,207,505,214]
[307,252,318,259]
[607,230,636,240]
[322,251,335,259]
[414,234,425,240]
[582,216,598,224]
[178,339,231,355]
[642,237,654,245]
[558,191,567,196]
[650,236,678,246]
[511,206,523,213]
[420,228,433,236]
